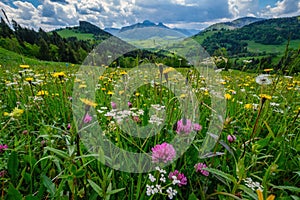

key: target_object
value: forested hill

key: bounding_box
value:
[0,19,111,63]
[195,16,300,56]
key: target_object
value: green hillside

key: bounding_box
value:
[55,29,94,41]
[0,47,72,68]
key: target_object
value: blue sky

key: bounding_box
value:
[0,0,299,31]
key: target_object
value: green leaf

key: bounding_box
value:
[7,183,22,200]
[8,151,19,183]
[106,187,125,195]
[238,185,257,200]
[44,147,69,159]
[204,168,237,184]
[273,185,300,193]
[263,121,275,138]
[88,179,103,197]
[41,175,56,197]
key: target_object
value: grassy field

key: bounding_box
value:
[0,46,299,199]
[55,29,95,41]
[246,40,300,54]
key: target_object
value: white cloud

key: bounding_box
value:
[0,0,299,31]
[260,0,300,17]
[228,0,259,18]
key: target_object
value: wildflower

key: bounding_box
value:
[163,67,175,74]
[80,98,97,107]
[255,74,272,85]
[52,72,66,78]
[259,94,272,100]
[25,77,33,82]
[83,113,92,123]
[151,142,176,163]
[67,123,71,130]
[168,170,187,187]
[120,71,127,75]
[20,65,29,69]
[244,178,263,191]
[166,187,177,199]
[111,102,117,109]
[155,166,166,174]
[0,144,8,153]
[4,107,24,117]
[37,90,49,96]
[193,123,202,132]
[79,84,87,88]
[128,101,132,108]
[176,118,192,134]
[194,163,209,176]
[179,94,186,98]
[107,91,114,95]
[224,93,232,100]
[256,189,275,200]
[148,174,156,182]
[227,135,236,143]
[244,103,253,110]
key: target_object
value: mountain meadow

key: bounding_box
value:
[0,14,299,200]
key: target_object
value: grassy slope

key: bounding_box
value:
[55,29,94,40]
[0,47,75,69]
[246,39,300,54]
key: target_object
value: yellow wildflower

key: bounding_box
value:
[79,84,87,88]
[224,93,232,100]
[20,65,30,69]
[259,94,272,100]
[4,107,24,117]
[80,98,97,107]
[244,104,253,110]
[107,91,114,95]
[37,90,49,96]
[180,94,186,98]
[120,71,127,75]
[52,72,66,78]
[25,77,33,82]
[256,189,275,200]
[163,67,175,74]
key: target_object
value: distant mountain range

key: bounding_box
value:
[203,17,265,31]
[104,20,200,38]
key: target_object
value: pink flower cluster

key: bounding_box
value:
[0,144,8,153]
[168,170,187,187]
[176,118,202,134]
[194,163,209,176]
[151,142,176,163]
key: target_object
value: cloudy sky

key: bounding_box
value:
[0,0,299,31]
